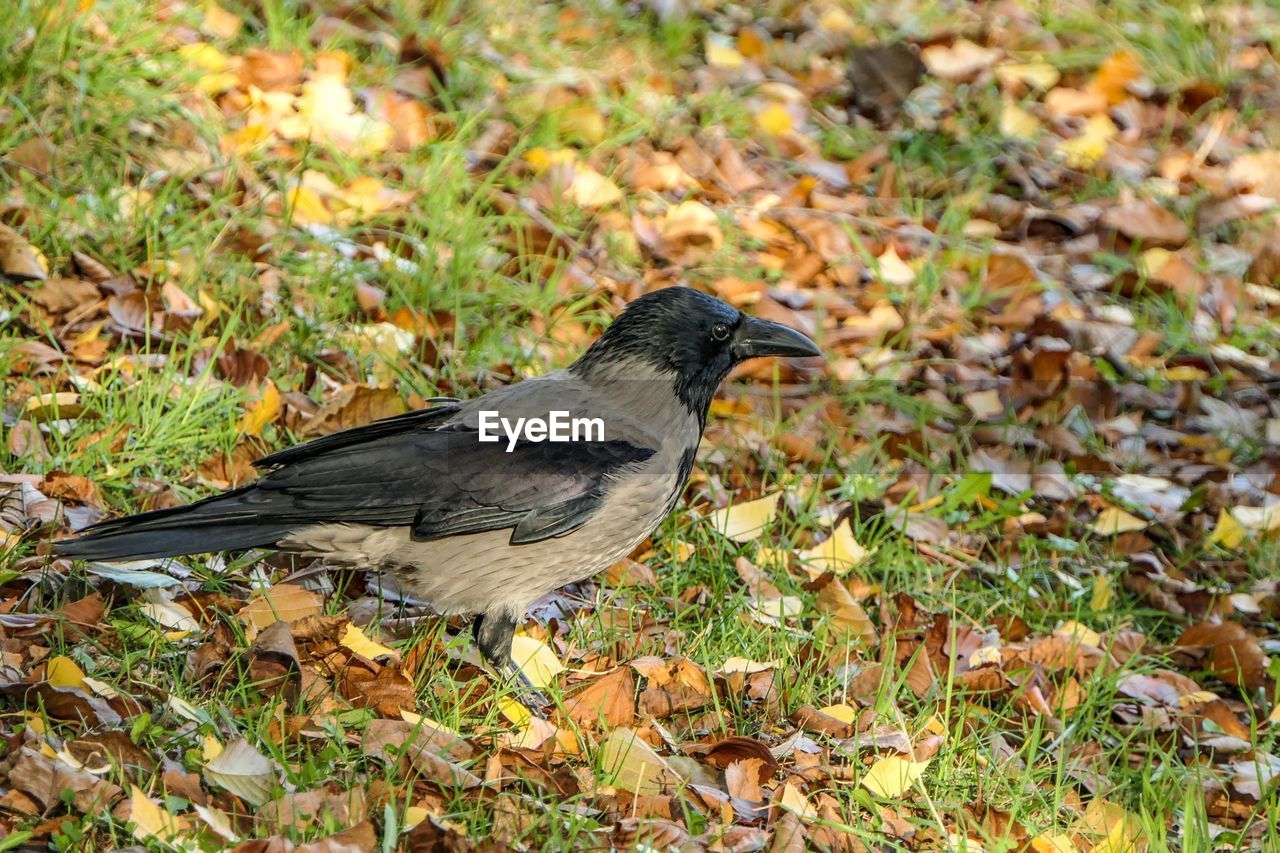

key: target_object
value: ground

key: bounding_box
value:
[1,0,1279,850]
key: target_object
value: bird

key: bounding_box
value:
[53,286,820,697]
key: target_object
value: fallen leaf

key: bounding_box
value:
[0,224,48,281]
[341,623,397,660]
[861,755,930,798]
[921,39,1000,81]
[599,728,682,795]
[800,519,872,575]
[129,785,186,845]
[1090,506,1149,535]
[510,635,565,689]
[709,493,781,543]
[237,584,324,630]
[202,737,275,806]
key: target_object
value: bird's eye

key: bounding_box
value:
[710,322,731,342]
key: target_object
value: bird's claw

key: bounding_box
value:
[498,660,550,717]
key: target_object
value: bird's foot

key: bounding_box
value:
[498,659,551,716]
[473,610,550,717]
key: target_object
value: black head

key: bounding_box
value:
[572,287,820,419]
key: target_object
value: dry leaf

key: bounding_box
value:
[861,755,930,798]
[599,728,682,794]
[510,635,565,689]
[202,738,275,806]
[709,493,780,543]
[0,224,48,281]
[238,584,324,630]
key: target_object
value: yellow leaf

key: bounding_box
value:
[1054,621,1103,648]
[1091,574,1114,610]
[287,186,333,226]
[818,8,859,36]
[1058,113,1118,168]
[999,100,1041,141]
[709,493,781,543]
[46,656,86,689]
[705,37,745,69]
[179,42,230,73]
[1159,364,1209,382]
[755,546,789,569]
[968,645,1002,667]
[1207,508,1246,549]
[239,381,281,436]
[203,734,223,761]
[817,704,858,725]
[995,61,1060,91]
[755,104,793,137]
[403,806,429,830]
[721,657,776,674]
[567,166,623,209]
[130,786,185,843]
[525,147,577,172]
[1076,798,1142,853]
[559,101,607,145]
[861,755,930,797]
[1137,247,1174,279]
[1089,506,1148,535]
[341,623,397,660]
[498,695,533,727]
[777,783,816,822]
[660,200,723,252]
[200,1,242,39]
[1088,51,1142,105]
[800,519,872,575]
[1030,834,1078,853]
[874,245,916,286]
[510,635,565,689]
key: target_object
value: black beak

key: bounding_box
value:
[732,316,822,360]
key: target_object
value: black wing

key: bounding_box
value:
[55,401,655,561]
[256,426,655,542]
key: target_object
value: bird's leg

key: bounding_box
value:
[472,611,549,711]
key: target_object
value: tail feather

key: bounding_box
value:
[53,486,297,561]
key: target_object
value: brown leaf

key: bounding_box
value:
[791,704,855,738]
[0,224,46,281]
[29,277,100,312]
[1176,622,1271,691]
[259,786,366,832]
[562,667,635,728]
[293,822,378,853]
[301,386,406,436]
[685,736,779,781]
[8,747,123,812]
[238,584,324,630]
[240,49,305,91]
[248,621,301,697]
[8,420,49,463]
[362,718,474,763]
[1101,198,1189,248]
[342,662,417,718]
[847,43,925,120]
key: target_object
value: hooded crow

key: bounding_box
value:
[54,287,820,691]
